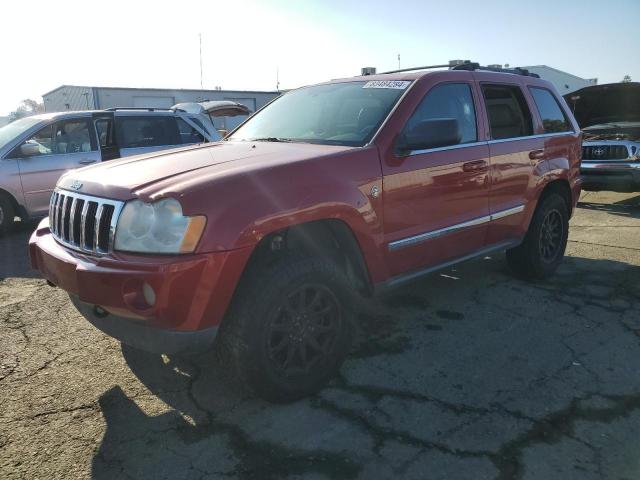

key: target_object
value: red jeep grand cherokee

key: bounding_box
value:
[30,63,582,401]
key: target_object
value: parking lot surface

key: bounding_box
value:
[1,191,639,480]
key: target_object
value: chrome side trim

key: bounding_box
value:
[487,132,575,145]
[389,215,490,251]
[400,132,576,158]
[404,141,488,157]
[490,204,525,220]
[388,204,525,251]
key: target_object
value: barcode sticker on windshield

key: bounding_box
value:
[363,80,410,89]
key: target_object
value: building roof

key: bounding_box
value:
[521,65,594,82]
[42,84,280,97]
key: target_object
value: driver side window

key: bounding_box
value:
[403,83,478,147]
[12,124,55,157]
[52,120,95,154]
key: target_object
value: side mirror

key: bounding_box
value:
[20,142,41,157]
[396,118,462,154]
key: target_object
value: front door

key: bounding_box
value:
[382,82,490,277]
[13,118,100,216]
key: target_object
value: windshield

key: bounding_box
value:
[0,116,43,150]
[228,81,410,147]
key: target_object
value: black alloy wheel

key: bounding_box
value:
[266,284,341,376]
[539,209,564,263]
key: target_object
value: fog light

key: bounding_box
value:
[142,282,156,307]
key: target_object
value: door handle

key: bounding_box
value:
[462,160,488,172]
[529,149,545,161]
[79,159,97,165]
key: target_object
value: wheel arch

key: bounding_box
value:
[539,178,573,217]
[242,218,375,296]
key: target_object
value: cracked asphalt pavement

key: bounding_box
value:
[1,191,639,479]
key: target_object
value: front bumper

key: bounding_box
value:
[29,218,253,351]
[580,162,640,193]
[70,295,219,354]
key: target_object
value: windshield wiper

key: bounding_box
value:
[247,137,297,143]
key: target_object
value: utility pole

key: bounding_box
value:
[199,33,204,89]
[398,53,401,70]
[276,67,280,92]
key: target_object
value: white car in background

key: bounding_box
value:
[0,101,250,231]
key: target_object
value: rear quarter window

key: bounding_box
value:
[529,87,573,133]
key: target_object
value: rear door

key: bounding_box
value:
[12,118,100,215]
[382,80,491,277]
[479,81,542,245]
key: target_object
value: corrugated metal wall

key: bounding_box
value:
[43,86,96,112]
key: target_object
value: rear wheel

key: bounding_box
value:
[506,193,569,280]
[221,256,354,402]
[0,194,15,234]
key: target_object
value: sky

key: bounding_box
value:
[1,0,639,116]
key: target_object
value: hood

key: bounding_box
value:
[564,82,640,129]
[58,141,355,201]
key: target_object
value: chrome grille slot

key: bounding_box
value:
[48,189,124,255]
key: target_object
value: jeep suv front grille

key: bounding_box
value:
[582,145,630,161]
[49,189,124,254]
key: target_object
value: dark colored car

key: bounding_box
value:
[565,82,640,192]
[30,63,582,401]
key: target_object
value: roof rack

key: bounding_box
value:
[380,63,455,75]
[103,107,174,112]
[451,62,540,78]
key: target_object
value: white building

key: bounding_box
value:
[521,65,597,94]
[42,85,280,131]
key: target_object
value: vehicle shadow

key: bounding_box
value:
[0,220,40,280]
[91,253,640,479]
[577,193,640,220]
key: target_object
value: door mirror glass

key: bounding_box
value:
[20,142,42,157]
[397,118,461,152]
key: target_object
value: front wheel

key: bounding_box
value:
[506,193,569,280]
[0,194,15,234]
[221,256,354,402]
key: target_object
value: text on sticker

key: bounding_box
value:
[363,80,411,90]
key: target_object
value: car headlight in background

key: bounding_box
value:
[114,198,206,254]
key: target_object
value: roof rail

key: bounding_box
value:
[380,63,454,75]
[451,62,540,78]
[103,107,174,112]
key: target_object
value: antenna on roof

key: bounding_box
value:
[199,33,204,89]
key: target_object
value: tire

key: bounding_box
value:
[506,193,569,280]
[0,194,15,234]
[221,255,354,402]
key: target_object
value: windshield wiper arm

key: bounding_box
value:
[247,137,296,143]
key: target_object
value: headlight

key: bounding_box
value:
[114,198,206,254]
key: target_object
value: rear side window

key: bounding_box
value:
[404,83,477,145]
[529,87,572,133]
[116,116,180,148]
[482,85,533,140]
